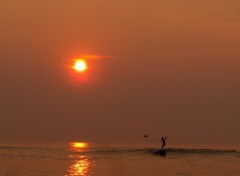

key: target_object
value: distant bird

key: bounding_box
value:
[143,134,148,138]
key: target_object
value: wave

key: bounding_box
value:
[1,146,238,156]
[71,147,238,155]
[166,148,237,154]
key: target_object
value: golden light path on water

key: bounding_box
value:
[66,142,94,176]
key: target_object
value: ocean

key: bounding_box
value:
[0,144,239,176]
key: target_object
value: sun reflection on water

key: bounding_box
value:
[68,156,90,176]
[66,142,94,176]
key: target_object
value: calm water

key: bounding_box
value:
[0,145,239,176]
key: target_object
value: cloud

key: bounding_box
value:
[80,55,111,60]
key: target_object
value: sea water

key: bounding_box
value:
[0,145,239,176]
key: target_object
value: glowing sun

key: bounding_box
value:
[71,142,89,149]
[73,59,87,72]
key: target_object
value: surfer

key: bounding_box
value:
[161,137,167,150]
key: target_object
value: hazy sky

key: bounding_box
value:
[1,0,240,146]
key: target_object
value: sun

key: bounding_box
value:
[73,59,87,72]
[70,142,89,149]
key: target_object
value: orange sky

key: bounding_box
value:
[0,0,240,147]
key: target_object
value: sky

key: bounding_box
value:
[0,0,240,147]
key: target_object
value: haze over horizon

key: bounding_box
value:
[1,0,240,147]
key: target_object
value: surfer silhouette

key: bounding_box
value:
[161,137,167,150]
